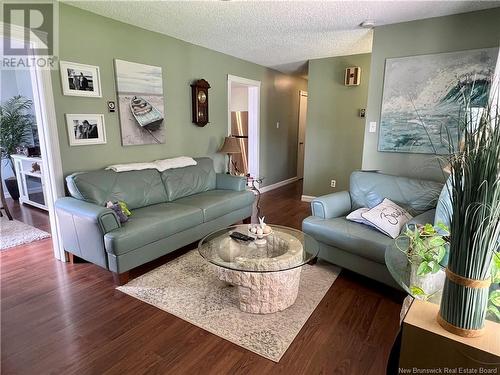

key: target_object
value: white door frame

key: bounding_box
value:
[227,74,261,182]
[2,23,66,261]
[297,90,308,179]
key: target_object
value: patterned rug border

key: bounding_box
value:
[117,250,340,362]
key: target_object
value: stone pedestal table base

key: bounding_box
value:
[218,267,302,314]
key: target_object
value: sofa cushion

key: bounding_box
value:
[302,216,393,264]
[349,171,444,216]
[104,203,203,255]
[161,157,216,201]
[174,190,255,222]
[66,169,167,210]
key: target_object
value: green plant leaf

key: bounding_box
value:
[487,305,500,322]
[437,246,446,262]
[410,286,428,299]
[417,262,432,276]
[429,237,445,247]
[489,290,500,307]
[436,222,450,234]
[431,261,441,274]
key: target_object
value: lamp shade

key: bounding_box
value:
[218,136,241,154]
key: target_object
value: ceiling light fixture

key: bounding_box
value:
[359,20,375,29]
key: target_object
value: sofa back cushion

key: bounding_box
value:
[66,169,167,210]
[161,157,216,201]
[349,171,443,215]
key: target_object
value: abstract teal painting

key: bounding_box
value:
[378,48,498,154]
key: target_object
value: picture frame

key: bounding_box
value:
[65,114,107,146]
[60,61,102,97]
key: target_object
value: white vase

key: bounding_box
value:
[410,261,446,297]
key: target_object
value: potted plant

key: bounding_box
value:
[397,223,449,300]
[437,96,500,337]
[0,95,35,200]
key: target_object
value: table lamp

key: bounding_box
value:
[218,136,241,174]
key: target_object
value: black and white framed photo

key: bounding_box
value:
[60,61,102,97]
[66,114,107,146]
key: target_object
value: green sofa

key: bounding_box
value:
[55,158,255,283]
[302,171,444,288]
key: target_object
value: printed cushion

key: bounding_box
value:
[361,198,413,239]
[346,208,377,229]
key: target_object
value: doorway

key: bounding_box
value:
[1,26,65,259]
[297,90,308,180]
[227,75,261,183]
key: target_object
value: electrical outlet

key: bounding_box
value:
[369,121,377,133]
[330,179,336,188]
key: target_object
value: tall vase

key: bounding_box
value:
[438,267,491,337]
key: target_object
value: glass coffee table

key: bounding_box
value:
[198,224,319,314]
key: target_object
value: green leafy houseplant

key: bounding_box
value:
[0,95,35,170]
[397,223,449,300]
[0,95,35,199]
[401,223,449,276]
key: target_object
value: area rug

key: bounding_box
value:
[0,216,51,250]
[117,250,340,362]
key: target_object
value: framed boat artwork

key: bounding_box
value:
[378,47,498,154]
[114,59,166,145]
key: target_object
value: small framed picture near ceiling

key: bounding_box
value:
[114,59,166,145]
[60,61,102,98]
[65,114,107,146]
[378,47,498,154]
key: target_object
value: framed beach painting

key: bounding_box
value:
[66,114,106,146]
[378,47,498,154]
[114,59,166,146]
[60,61,102,98]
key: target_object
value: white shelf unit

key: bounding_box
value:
[11,154,48,211]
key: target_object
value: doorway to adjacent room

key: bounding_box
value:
[227,75,261,185]
[0,28,65,259]
[297,90,308,180]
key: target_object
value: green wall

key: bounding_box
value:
[52,4,307,186]
[362,8,500,182]
[303,53,371,196]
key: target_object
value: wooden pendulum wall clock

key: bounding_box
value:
[190,79,211,126]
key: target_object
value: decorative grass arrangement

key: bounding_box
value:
[437,91,500,337]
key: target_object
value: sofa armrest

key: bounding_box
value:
[311,191,352,219]
[216,173,246,191]
[407,209,436,227]
[55,197,121,233]
[55,197,120,269]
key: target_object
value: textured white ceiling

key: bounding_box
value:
[65,0,499,75]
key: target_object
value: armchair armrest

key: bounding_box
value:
[55,197,120,233]
[311,191,352,219]
[216,173,246,191]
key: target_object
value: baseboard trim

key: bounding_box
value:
[301,195,316,202]
[260,176,298,193]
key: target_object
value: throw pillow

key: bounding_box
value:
[346,208,377,228]
[361,198,413,238]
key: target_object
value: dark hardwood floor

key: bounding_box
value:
[4,198,51,233]
[1,181,404,375]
